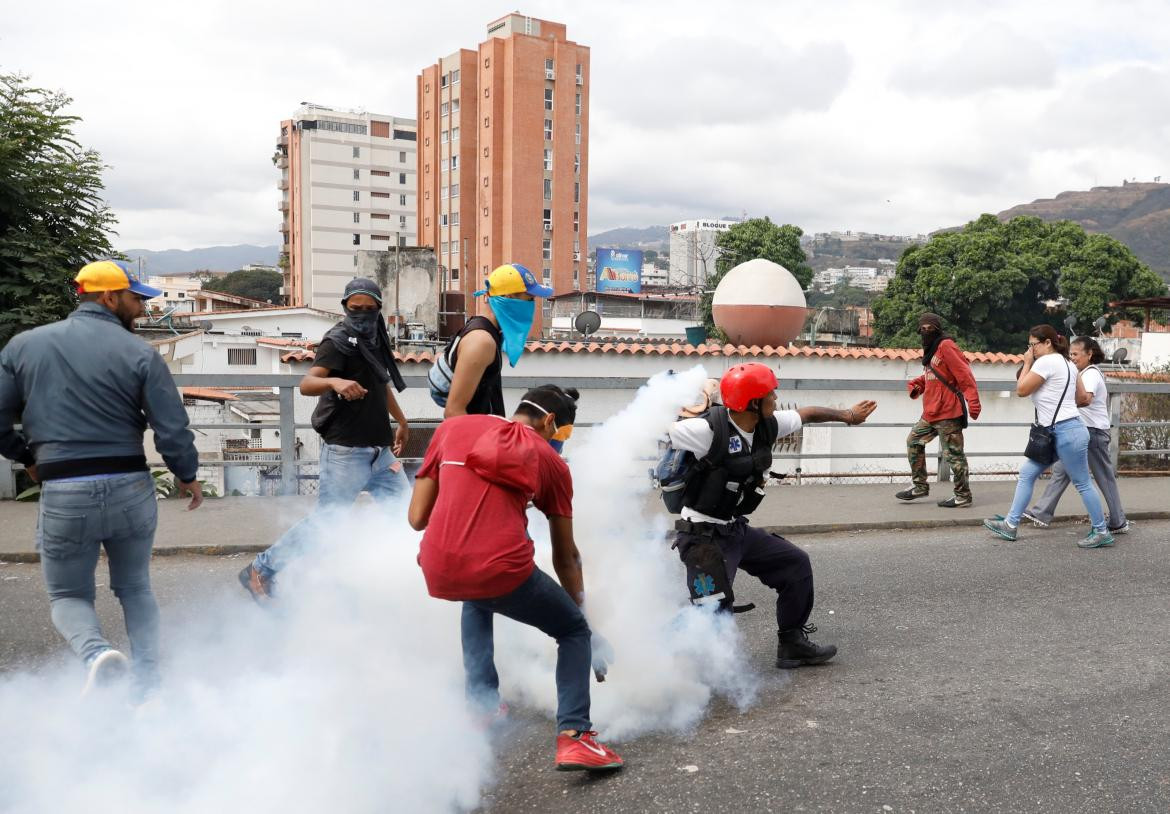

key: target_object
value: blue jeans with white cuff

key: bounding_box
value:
[1007,418,1106,531]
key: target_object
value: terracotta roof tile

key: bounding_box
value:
[181,387,239,402]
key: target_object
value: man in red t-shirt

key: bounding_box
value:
[897,313,982,507]
[408,385,623,772]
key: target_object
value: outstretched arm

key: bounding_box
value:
[797,400,877,425]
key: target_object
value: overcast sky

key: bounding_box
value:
[4,0,1168,250]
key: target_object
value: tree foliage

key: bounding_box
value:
[0,74,117,347]
[202,269,283,304]
[701,218,813,337]
[872,215,1167,352]
[807,282,874,309]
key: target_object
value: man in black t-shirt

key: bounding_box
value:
[239,278,410,600]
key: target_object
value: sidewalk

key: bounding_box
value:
[1,478,1166,562]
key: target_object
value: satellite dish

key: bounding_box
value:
[574,310,601,336]
[1092,316,1108,334]
[1111,347,1128,365]
[1063,315,1077,333]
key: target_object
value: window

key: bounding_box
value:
[353,146,361,158]
[353,168,361,180]
[440,74,448,88]
[399,151,407,162]
[353,233,361,245]
[398,235,407,247]
[483,147,489,157]
[177,292,185,298]
[545,58,554,71]
[484,87,490,98]
[484,116,490,128]
[575,93,581,115]
[425,137,430,147]
[393,129,416,141]
[450,183,459,196]
[543,208,552,229]
[452,126,460,141]
[425,110,430,120]
[543,267,551,282]
[574,182,579,203]
[575,122,581,145]
[575,64,582,83]
[575,152,580,173]
[544,178,552,199]
[441,184,448,198]
[542,239,551,260]
[372,234,389,241]
[452,99,460,113]
[483,237,489,246]
[574,238,580,252]
[450,155,458,170]
[441,241,448,252]
[544,148,553,171]
[440,130,448,144]
[452,69,460,84]
[441,213,448,226]
[425,83,430,93]
[484,57,490,68]
[440,101,449,116]
[451,211,459,226]
[452,242,459,253]
[544,88,553,111]
[371,212,389,220]
[228,348,257,366]
[353,212,360,223]
[483,176,489,187]
[399,173,407,184]
[452,267,460,279]
[573,211,579,232]
[544,119,553,140]
[371,169,390,177]
[399,194,407,206]
[399,215,406,226]
[353,255,358,267]
[353,190,360,201]
[483,206,489,217]
[371,190,390,199]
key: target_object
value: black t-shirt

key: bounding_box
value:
[452,316,505,417]
[312,338,393,447]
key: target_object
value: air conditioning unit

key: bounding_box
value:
[573,252,580,261]
[575,75,583,85]
[543,221,553,231]
[545,69,555,80]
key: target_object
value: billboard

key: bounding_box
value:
[595,248,643,294]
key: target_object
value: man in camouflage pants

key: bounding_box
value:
[896,314,982,508]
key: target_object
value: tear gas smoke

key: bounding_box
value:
[0,366,756,812]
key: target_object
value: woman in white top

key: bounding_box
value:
[984,325,1113,548]
[1024,337,1128,533]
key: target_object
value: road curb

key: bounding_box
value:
[3,512,1167,563]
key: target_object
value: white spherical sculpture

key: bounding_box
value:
[711,258,808,347]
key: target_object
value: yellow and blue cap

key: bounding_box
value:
[75,260,162,299]
[473,263,554,298]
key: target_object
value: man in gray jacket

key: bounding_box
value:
[0,259,202,697]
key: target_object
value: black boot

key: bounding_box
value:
[776,624,837,668]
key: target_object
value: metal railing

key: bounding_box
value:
[3,374,1168,498]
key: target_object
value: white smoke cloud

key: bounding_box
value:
[0,367,757,812]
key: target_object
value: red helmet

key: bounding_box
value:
[719,363,778,411]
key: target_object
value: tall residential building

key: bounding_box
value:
[668,219,738,288]
[277,104,418,311]
[418,13,589,329]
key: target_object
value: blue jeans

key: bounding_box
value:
[37,471,160,686]
[254,443,408,577]
[461,567,592,732]
[1007,418,1106,531]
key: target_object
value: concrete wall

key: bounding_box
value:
[359,247,439,335]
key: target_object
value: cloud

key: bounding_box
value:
[890,24,1057,96]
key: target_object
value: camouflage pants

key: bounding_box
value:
[906,418,970,499]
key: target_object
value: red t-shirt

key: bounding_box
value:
[416,414,574,600]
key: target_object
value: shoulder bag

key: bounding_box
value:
[1023,360,1072,465]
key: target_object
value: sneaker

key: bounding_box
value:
[937,496,972,508]
[238,563,274,603]
[1021,510,1050,528]
[1107,521,1131,535]
[1078,530,1115,549]
[983,518,1018,541]
[555,731,624,772]
[473,701,510,732]
[776,624,837,668]
[895,486,929,501]
[82,649,130,696]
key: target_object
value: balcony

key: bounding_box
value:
[278,197,289,211]
[275,155,288,169]
[278,178,289,191]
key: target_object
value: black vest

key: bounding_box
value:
[682,409,778,520]
[452,316,505,416]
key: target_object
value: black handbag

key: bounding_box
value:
[1023,362,1072,464]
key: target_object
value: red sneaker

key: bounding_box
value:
[555,731,624,772]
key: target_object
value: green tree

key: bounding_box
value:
[0,74,117,348]
[872,215,1167,352]
[701,218,813,338]
[807,282,873,309]
[202,268,283,303]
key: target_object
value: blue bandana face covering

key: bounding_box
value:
[489,296,536,367]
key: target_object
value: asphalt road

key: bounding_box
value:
[3,521,1169,813]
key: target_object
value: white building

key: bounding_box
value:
[668,219,737,288]
[278,104,418,312]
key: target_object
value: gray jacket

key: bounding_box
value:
[0,302,199,482]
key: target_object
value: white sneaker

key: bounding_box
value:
[1108,520,1131,535]
[82,649,130,696]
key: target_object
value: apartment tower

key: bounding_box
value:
[277,104,418,311]
[418,13,589,329]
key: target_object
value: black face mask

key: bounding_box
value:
[344,308,380,340]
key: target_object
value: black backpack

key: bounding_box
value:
[652,406,731,513]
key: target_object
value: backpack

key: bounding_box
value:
[651,406,731,514]
[426,333,464,407]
